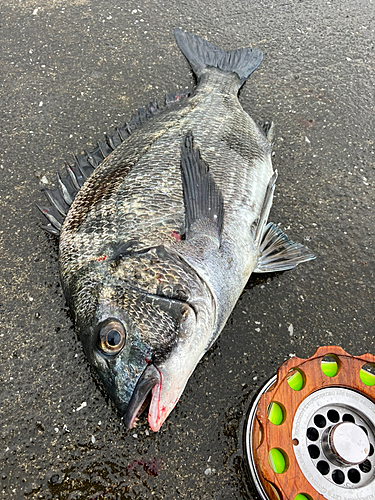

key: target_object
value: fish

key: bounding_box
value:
[38,28,315,432]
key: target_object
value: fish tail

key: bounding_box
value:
[174,28,263,88]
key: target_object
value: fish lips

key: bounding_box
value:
[123,363,161,430]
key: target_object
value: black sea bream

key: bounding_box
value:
[39,29,314,431]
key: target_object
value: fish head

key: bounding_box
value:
[75,274,200,431]
[63,241,215,432]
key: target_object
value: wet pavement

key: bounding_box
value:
[0,1,374,499]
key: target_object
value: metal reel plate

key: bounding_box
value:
[293,387,375,498]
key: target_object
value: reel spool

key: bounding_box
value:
[245,346,375,500]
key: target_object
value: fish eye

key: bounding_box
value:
[98,320,126,355]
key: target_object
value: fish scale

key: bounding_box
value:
[39,28,315,431]
[113,96,266,254]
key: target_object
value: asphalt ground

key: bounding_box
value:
[0,1,374,499]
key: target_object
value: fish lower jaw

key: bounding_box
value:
[124,380,173,433]
[123,368,177,432]
[148,381,179,432]
[148,382,163,432]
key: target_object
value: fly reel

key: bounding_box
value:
[245,346,375,500]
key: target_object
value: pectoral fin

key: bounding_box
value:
[254,222,315,273]
[180,132,224,245]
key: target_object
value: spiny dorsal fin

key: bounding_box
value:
[36,203,64,232]
[38,95,190,236]
[180,132,224,242]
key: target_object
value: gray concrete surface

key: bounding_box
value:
[0,1,374,498]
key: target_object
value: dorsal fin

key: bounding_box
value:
[38,94,190,236]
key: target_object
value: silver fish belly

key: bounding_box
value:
[39,29,314,431]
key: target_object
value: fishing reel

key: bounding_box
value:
[245,346,375,500]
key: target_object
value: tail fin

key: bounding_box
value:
[174,28,263,87]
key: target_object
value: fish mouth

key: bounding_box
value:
[123,364,161,430]
[123,299,200,432]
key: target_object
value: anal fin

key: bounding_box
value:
[254,170,278,248]
[258,120,276,144]
[180,132,224,244]
[254,222,315,273]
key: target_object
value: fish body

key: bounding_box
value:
[39,29,314,431]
